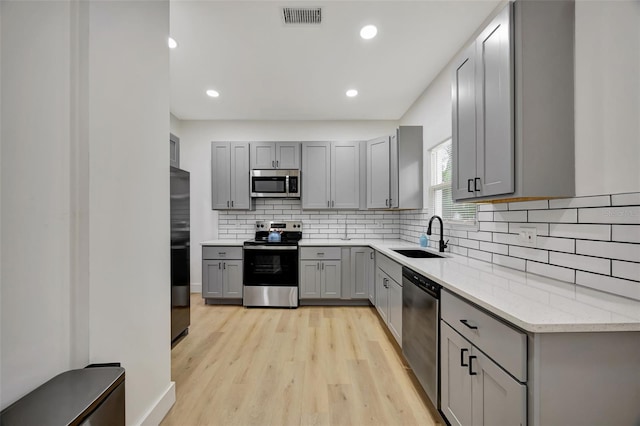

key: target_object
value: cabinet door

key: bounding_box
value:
[202,260,223,298]
[300,261,321,298]
[374,268,389,323]
[451,43,478,202]
[223,260,243,298]
[321,261,341,298]
[250,142,276,169]
[230,142,250,209]
[170,133,180,168]
[367,249,375,304]
[366,137,390,208]
[350,247,368,299]
[471,347,526,426]
[211,143,231,209]
[332,142,360,209]
[276,143,300,169]
[441,322,473,426]
[387,278,402,346]
[302,142,331,209]
[475,4,514,198]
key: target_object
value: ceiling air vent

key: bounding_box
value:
[282,7,322,25]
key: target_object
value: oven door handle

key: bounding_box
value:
[243,245,298,251]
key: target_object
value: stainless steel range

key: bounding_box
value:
[243,220,302,308]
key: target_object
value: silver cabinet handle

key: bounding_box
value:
[218,262,221,270]
[385,199,388,207]
[370,251,374,259]
[218,252,226,256]
[231,200,234,207]
[276,160,279,168]
[389,198,392,206]
[272,160,275,167]
[321,262,324,270]
[227,201,229,207]
[223,262,226,270]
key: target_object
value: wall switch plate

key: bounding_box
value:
[518,227,537,247]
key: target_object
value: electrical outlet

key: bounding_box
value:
[518,227,537,247]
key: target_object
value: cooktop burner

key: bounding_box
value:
[244,220,302,246]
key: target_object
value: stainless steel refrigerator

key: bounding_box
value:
[170,167,190,344]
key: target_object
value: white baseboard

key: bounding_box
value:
[190,282,201,294]
[139,381,176,426]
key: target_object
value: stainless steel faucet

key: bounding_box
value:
[427,215,448,252]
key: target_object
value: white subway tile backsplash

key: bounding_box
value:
[509,223,549,236]
[528,209,577,223]
[550,252,610,275]
[477,211,494,222]
[493,233,519,245]
[494,211,528,222]
[611,192,640,206]
[459,239,480,250]
[549,195,610,209]
[576,240,640,263]
[579,206,640,224]
[508,200,548,210]
[509,246,549,263]
[549,224,611,241]
[526,261,575,283]
[450,246,468,256]
[492,254,526,271]
[611,225,640,243]
[576,271,640,301]
[468,249,492,262]
[478,203,508,212]
[480,222,509,233]
[480,241,509,255]
[536,236,575,253]
[612,261,640,282]
[467,231,493,242]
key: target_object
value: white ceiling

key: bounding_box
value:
[170,0,501,121]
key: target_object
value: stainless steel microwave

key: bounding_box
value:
[250,169,300,198]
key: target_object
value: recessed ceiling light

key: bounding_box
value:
[360,25,377,40]
[346,89,358,98]
[206,89,220,98]
[168,37,178,49]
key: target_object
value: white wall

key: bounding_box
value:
[1,1,74,407]
[574,1,640,195]
[400,0,640,198]
[179,120,398,288]
[1,1,173,423]
[170,113,182,138]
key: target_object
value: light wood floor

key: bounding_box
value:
[162,294,442,426]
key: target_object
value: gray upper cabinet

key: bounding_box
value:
[250,142,300,170]
[367,126,423,209]
[452,1,575,202]
[170,133,180,168]
[302,141,360,209]
[211,142,251,210]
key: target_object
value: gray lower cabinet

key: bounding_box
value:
[374,252,403,346]
[202,247,243,300]
[211,142,251,210]
[452,1,575,202]
[250,142,300,170]
[299,247,341,299]
[440,322,526,426]
[301,142,360,209]
[349,247,373,300]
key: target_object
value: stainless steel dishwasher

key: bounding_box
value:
[402,266,441,409]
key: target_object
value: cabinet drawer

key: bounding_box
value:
[202,246,243,260]
[300,247,341,260]
[442,290,527,381]
[376,253,402,285]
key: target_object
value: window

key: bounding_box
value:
[430,138,477,222]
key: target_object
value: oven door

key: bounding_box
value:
[243,246,299,286]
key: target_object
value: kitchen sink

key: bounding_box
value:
[392,249,444,259]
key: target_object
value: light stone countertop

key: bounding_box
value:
[201,238,640,333]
